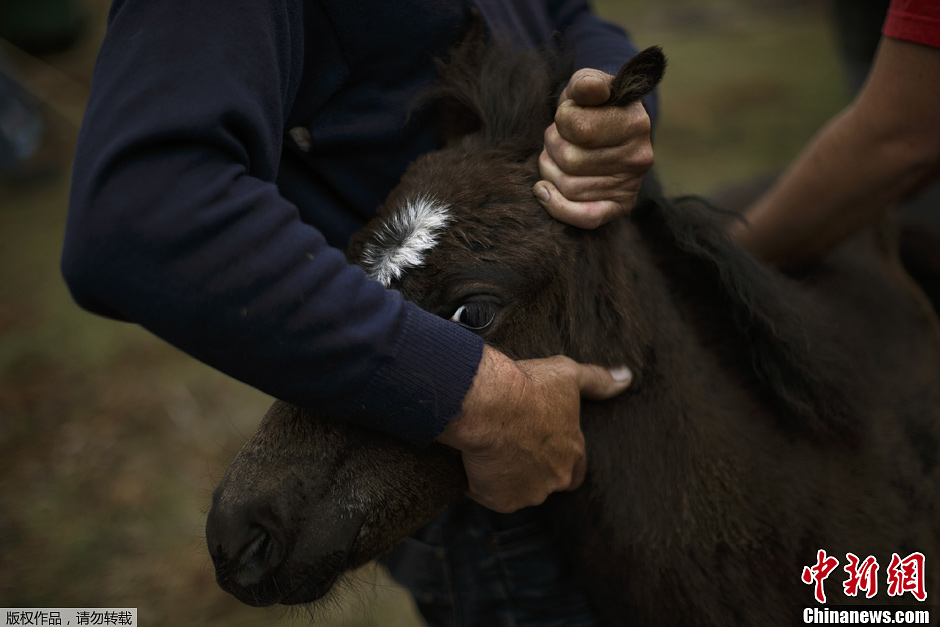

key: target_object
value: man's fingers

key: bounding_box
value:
[555,99,650,149]
[534,179,626,230]
[538,147,643,203]
[463,463,558,513]
[466,452,586,511]
[543,125,644,176]
[567,455,588,492]
[565,69,612,107]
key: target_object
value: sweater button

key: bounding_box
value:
[288,126,312,152]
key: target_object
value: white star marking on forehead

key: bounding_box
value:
[361,195,452,287]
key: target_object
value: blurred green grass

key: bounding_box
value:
[0,1,852,625]
[599,0,851,193]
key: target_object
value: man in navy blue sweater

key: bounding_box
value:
[63,0,655,622]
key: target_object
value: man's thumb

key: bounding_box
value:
[568,70,612,107]
[576,363,633,400]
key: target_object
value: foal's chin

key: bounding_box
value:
[263,551,351,607]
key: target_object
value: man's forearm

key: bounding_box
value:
[733,37,940,267]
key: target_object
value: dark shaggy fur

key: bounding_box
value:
[631,195,864,443]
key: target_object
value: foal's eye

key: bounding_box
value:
[449,302,496,330]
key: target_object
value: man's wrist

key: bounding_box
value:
[437,345,525,453]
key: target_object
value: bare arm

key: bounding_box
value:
[732,37,940,268]
[437,346,632,513]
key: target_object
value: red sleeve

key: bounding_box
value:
[883,0,940,48]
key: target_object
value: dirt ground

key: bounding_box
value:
[0,1,853,625]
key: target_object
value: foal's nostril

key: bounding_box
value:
[234,525,278,587]
[206,501,285,592]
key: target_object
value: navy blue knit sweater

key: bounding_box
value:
[62,0,650,445]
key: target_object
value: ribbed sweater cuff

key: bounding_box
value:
[354,301,485,447]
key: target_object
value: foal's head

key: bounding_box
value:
[350,38,664,361]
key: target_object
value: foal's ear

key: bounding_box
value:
[606,46,666,107]
[452,6,486,58]
[434,8,487,145]
[437,94,483,148]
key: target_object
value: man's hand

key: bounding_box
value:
[534,68,653,229]
[437,346,633,514]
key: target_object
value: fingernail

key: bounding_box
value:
[534,185,550,203]
[609,366,632,385]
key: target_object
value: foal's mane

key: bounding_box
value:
[631,195,864,442]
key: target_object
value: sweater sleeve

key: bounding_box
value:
[62,0,484,445]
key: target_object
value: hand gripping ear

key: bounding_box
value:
[606,46,666,107]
